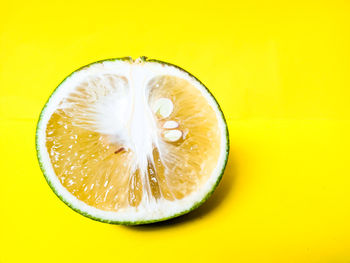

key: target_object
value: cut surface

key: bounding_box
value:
[37,58,229,224]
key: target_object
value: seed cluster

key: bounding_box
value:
[153,98,183,142]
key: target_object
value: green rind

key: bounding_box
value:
[35,57,230,225]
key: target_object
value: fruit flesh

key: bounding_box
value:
[46,73,221,212]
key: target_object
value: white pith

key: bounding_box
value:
[37,59,228,222]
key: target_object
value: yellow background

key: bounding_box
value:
[1,0,350,262]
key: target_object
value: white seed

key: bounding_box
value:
[163,120,179,129]
[163,130,182,142]
[153,98,173,118]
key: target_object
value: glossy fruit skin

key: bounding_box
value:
[36,57,229,225]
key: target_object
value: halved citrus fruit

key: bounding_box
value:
[36,57,229,224]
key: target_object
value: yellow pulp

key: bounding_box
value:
[46,75,221,211]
